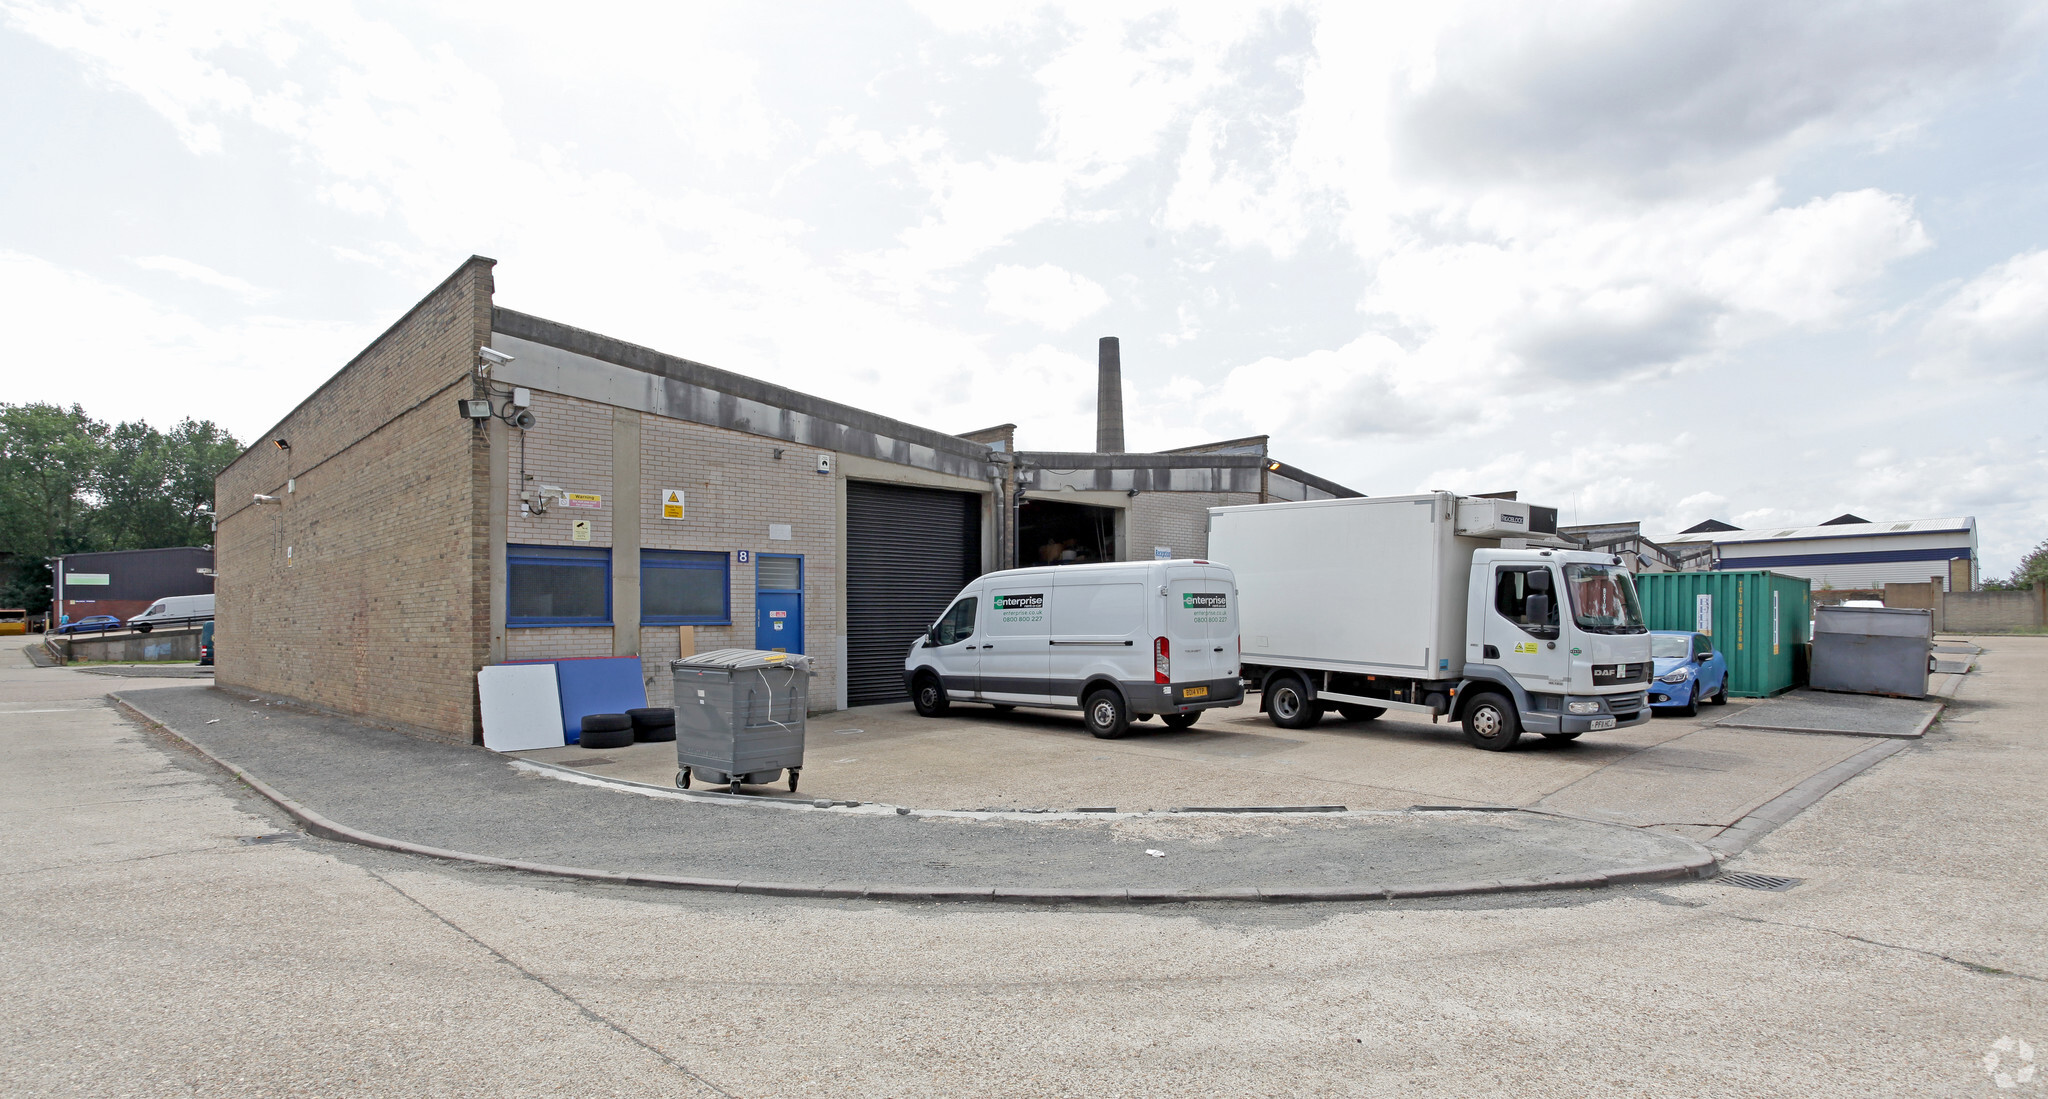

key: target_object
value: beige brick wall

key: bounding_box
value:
[213,258,495,743]
[1128,491,1261,561]
[501,399,842,712]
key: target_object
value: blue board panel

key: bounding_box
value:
[512,657,647,744]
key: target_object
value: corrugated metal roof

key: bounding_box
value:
[1662,516,1975,545]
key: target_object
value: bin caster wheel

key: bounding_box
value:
[788,769,800,793]
[677,768,690,789]
[729,778,742,795]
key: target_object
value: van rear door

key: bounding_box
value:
[1164,566,1232,688]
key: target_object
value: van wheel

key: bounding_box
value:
[1461,693,1521,751]
[1267,675,1323,730]
[134,624,152,634]
[1337,704,1385,722]
[1084,690,1130,739]
[912,675,950,717]
[1161,713,1199,730]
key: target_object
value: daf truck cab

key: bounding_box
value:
[1208,493,1653,751]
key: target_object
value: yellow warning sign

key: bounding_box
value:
[661,488,685,521]
[571,520,591,542]
[563,492,602,509]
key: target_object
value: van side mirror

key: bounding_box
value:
[1525,593,1551,624]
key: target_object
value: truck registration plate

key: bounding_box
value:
[1183,686,1209,698]
[1590,717,1615,731]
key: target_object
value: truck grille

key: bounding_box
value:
[1591,663,1649,685]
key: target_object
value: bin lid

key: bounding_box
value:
[672,648,813,672]
[1814,604,1932,638]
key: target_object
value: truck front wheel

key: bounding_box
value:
[1461,693,1521,751]
[1267,675,1324,730]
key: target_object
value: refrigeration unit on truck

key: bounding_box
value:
[1207,493,1653,751]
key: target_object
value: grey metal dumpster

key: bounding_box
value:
[672,648,810,794]
[1810,605,1933,699]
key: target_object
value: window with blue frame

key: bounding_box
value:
[642,549,730,624]
[507,544,611,627]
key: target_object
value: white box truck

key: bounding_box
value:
[903,560,1243,739]
[1208,493,1652,750]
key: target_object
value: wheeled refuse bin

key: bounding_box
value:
[1810,605,1933,699]
[672,648,811,794]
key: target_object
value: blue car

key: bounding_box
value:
[1648,630,1728,716]
[54,615,123,635]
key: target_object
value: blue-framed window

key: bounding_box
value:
[642,550,730,625]
[757,553,802,592]
[507,544,611,627]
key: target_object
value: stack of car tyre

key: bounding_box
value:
[579,713,634,749]
[628,707,676,743]
[578,708,676,749]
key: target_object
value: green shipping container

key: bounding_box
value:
[1634,570,1810,698]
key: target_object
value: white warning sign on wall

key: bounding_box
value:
[1695,593,1713,634]
[661,488,685,521]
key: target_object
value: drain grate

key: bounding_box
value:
[1720,872,1802,892]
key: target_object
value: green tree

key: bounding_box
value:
[94,417,241,550]
[0,404,106,608]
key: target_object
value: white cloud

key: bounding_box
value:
[130,255,275,302]
[1918,249,2048,382]
[983,263,1109,330]
[0,251,372,436]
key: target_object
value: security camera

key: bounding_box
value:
[478,347,514,365]
[253,493,279,505]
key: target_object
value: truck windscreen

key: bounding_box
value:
[1564,564,1645,634]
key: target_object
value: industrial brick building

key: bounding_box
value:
[214,257,1356,744]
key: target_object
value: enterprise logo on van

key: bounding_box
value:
[993,592,1045,624]
[1182,593,1227,608]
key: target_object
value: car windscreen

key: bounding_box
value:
[1651,635,1691,659]
[1564,564,1646,633]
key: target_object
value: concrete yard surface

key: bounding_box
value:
[2,636,2043,1096]
[523,688,1913,851]
[109,684,1710,896]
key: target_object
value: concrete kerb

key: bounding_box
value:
[113,693,1720,906]
[1708,737,1916,857]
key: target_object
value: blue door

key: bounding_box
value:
[755,554,804,654]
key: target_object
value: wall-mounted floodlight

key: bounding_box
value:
[1266,460,1281,472]
[458,397,493,421]
[274,439,291,452]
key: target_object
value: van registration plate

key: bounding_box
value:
[1590,717,1615,731]
[1182,686,1209,699]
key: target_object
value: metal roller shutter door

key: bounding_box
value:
[846,481,981,705]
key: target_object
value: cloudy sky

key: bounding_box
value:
[3,1,2045,574]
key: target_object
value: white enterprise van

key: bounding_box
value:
[126,593,215,633]
[902,560,1243,738]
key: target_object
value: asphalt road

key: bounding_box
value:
[3,638,2043,1096]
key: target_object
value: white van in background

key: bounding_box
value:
[903,560,1242,738]
[127,594,215,633]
